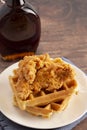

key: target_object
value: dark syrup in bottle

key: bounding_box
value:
[0,0,41,60]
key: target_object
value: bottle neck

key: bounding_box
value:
[6,0,25,8]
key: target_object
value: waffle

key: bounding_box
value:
[9,54,77,117]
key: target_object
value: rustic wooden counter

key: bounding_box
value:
[0,0,87,74]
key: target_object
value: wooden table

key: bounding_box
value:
[0,0,87,130]
[0,0,87,73]
[30,0,87,74]
[0,0,87,74]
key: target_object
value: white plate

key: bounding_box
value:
[0,62,87,129]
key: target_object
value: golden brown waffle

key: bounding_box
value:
[9,54,77,117]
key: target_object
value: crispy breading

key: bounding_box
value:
[9,54,77,117]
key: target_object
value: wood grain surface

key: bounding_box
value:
[0,0,87,73]
[72,117,87,130]
[0,0,86,73]
[29,0,87,74]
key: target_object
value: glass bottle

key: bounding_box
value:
[0,0,41,60]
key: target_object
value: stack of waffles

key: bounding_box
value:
[9,54,77,117]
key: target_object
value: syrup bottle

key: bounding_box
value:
[0,0,41,60]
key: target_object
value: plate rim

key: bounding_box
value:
[0,61,87,129]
